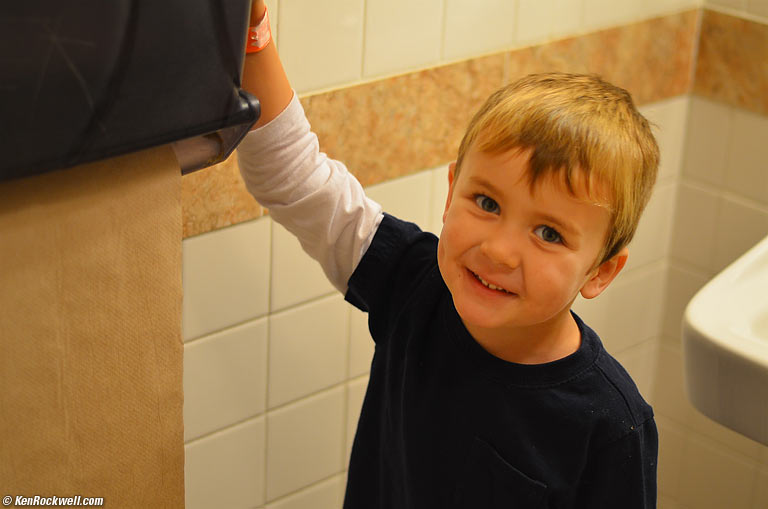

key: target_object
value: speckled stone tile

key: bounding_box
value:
[181,154,263,238]
[694,9,768,116]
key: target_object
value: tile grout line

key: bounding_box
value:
[184,380,356,447]
[359,0,368,80]
[263,471,347,507]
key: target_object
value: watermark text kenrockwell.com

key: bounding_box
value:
[3,495,104,506]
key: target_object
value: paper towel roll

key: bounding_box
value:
[0,146,184,507]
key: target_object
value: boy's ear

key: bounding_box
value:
[580,247,629,299]
[443,161,457,224]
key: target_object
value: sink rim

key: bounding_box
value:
[684,233,768,369]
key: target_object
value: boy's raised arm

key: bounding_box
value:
[235,1,384,294]
[242,0,293,129]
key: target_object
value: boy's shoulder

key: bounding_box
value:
[346,213,439,311]
[583,332,655,443]
[345,214,448,351]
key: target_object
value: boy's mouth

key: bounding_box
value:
[470,270,514,295]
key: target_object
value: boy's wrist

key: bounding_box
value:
[246,2,271,54]
[250,0,267,25]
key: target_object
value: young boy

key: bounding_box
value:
[238,2,658,507]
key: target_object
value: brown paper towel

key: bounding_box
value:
[0,147,184,507]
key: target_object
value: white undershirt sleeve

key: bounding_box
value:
[236,93,384,293]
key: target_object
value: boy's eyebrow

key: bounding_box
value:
[467,175,507,200]
[467,175,581,235]
[537,213,580,236]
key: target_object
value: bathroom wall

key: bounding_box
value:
[180,1,766,508]
[653,100,768,509]
[652,3,768,508]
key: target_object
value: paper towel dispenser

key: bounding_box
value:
[0,0,260,182]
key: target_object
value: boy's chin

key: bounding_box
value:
[456,301,574,337]
[454,302,520,332]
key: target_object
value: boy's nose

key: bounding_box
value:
[479,230,522,270]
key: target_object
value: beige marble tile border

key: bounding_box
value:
[183,10,700,238]
[182,154,263,239]
[693,9,768,116]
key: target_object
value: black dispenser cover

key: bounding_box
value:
[0,0,260,182]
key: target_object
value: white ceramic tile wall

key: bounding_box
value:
[706,0,768,21]
[443,0,517,61]
[363,0,443,78]
[624,181,677,272]
[654,345,698,426]
[265,475,346,509]
[582,0,647,31]
[669,182,721,270]
[364,170,433,227]
[655,95,768,508]
[681,97,731,187]
[660,263,711,340]
[273,0,704,95]
[654,344,764,457]
[613,337,658,400]
[182,217,270,341]
[573,260,667,353]
[725,108,768,206]
[184,318,268,441]
[653,0,706,14]
[185,417,266,509]
[429,164,451,234]
[678,435,757,509]
[581,0,701,31]
[517,0,583,46]
[657,416,687,501]
[706,0,747,10]
[711,196,768,272]
[268,294,349,408]
[641,95,690,185]
[749,0,768,18]
[277,0,364,93]
[270,222,336,312]
[674,98,768,273]
[266,387,346,501]
[652,348,768,507]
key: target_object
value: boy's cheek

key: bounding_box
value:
[437,219,467,272]
[436,237,454,287]
[437,224,455,262]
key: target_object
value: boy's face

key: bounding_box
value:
[437,146,627,352]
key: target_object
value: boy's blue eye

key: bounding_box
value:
[534,225,563,244]
[474,194,500,214]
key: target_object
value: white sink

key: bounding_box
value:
[683,234,768,446]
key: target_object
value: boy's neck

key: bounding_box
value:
[462,310,582,365]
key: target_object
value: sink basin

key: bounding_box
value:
[683,234,768,445]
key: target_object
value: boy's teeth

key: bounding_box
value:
[474,273,510,293]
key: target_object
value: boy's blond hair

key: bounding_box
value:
[455,73,659,266]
